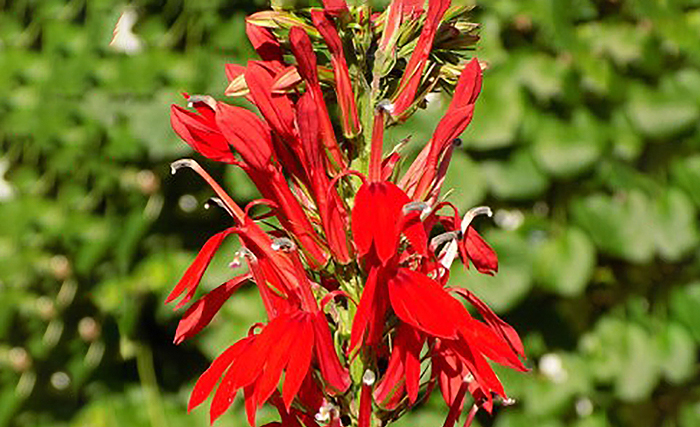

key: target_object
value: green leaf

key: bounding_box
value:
[626,81,700,140]
[614,323,660,402]
[670,281,700,343]
[653,187,699,261]
[530,110,605,178]
[656,322,696,384]
[482,150,549,200]
[441,149,487,211]
[572,191,655,263]
[534,227,596,297]
[671,154,700,208]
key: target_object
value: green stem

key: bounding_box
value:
[136,344,167,427]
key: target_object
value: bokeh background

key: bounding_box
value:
[2,0,700,426]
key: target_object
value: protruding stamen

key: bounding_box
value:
[376,99,395,114]
[170,158,196,175]
[500,397,516,406]
[439,206,494,270]
[186,94,216,110]
[168,158,246,224]
[452,137,463,147]
[231,247,255,268]
[430,231,461,252]
[205,197,235,217]
[362,370,376,386]
[403,201,431,219]
[463,373,474,384]
[271,237,296,252]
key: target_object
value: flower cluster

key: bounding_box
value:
[166,1,526,426]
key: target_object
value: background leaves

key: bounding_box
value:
[1,0,699,426]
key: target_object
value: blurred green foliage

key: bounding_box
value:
[1,0,699,427]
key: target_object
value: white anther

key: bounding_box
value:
[463,373,474,384]
[402,201,431,219]
[271,237,295,252]
[439,206,493,270]
[186,94,217,110]
[376,99,395,114]
[362,370,376,386]
[170,158,197,175]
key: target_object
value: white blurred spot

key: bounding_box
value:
[494,209,524,230]
[178,194,198,213]
[109,7,143,55]
[539,353,568,384]
[50,371,71,390]
[575,397,594,417]
[0,158,14,202]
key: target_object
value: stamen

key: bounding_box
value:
[403,201,431,219]
[362,370,376,386]
[231,247,255,269]
[439,206,493,270]
[376,99,395,114]
[205,197,235,217]
[463,373,474,384]
[452,137,463,147]
[430,231,461,252]
[186,94,216,110]
[169,158,246,224]
[500,397,516,406]
[271,237,296,252]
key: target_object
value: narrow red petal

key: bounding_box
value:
[312,311,351,394]
[464,228,498,275]
[388,268,467,339]
[174,274,250,344]
[167,229,233,308]
[351,184,375,258]
[282,315,315,410]
[189,337,252,412]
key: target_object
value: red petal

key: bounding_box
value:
[216,102,274,170]
[245,21,284,65]
[225,64,247,83]
[189,337,252,412]
[401,325,423,403]
[392,0,451,116]
[463,227,498,275]
[282,315,315,410]
[167,229,234,308]
[461,319,526,372]
[174,274,250,344]
[253,318,297,409]
[170,105,235,163]
[451,288,525,358]
[206,337,256,423]
[351,184,374,258]
[388,268,467,339]
[312,311,350,394]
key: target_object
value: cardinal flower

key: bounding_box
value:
[163,1,525,427]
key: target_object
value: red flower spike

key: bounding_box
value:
[166,228,235,309]
[311,10,361,138]
[392,0,451,117]
[174,274,250,344]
